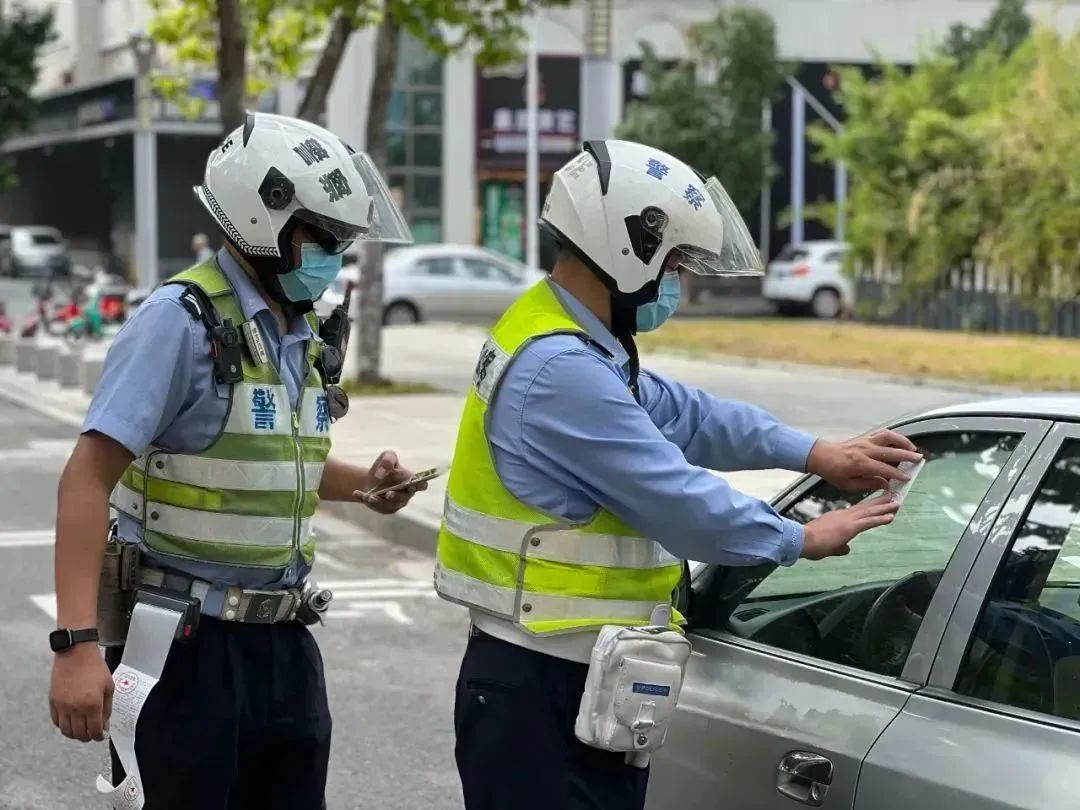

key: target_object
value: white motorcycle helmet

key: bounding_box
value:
[540,139,762,310]
[195,112,412,307]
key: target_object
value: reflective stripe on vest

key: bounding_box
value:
[434,280,684,636]
[110,260,331,571]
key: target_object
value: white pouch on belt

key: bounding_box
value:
[574,605,691,760]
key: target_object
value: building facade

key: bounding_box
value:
[6,0,1079,277]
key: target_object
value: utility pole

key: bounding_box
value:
[580,0,616,141]
[130,31,159,289]
[525,13,539,271]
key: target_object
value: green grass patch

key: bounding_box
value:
[639,318,1080,390]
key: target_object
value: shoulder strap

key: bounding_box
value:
[163,278,245,385]
[168,281,224,332]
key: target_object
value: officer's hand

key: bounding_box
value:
[800,495,900,560]
[49,642,114,743]
[354,450,428,515]
[807,431,923,492]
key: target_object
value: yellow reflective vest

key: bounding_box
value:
[110,260,331,573]
[434,280,684,636]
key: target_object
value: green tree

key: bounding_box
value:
[941,0,1031,67]
[810,47,1028,300]
[616,5,785,213]
[0,2,56,187]
[149,0,571,383]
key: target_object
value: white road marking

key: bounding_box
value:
[0,530,54,548]
[0,439,76,463]
[30,594,57,621]
[329,603,414,625]
[312,551,353,573]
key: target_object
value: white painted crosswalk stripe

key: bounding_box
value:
[0,530,54,548]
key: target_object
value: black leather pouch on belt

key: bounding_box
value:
[97,523,139,647]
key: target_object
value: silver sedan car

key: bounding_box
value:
[317,244,546,324]
[648,395,1080,810]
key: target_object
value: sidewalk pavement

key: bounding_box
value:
[0,331,802,557]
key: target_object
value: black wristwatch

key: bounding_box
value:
[49,627,99,653]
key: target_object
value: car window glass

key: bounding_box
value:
[775,246,809,262]
[955,439,1080,721]
[720,432,1020,678]
[462,258,514,283]
[823,250,848,264]
[30,233,60,246]
[415,257,457,277]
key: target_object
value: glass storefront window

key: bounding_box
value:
[411,92,442,127]
[412,174,442,209]
[389,34,444,239]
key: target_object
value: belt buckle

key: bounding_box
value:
[223,587,290,624]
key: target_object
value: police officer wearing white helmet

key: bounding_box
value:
[436,140,922,809]
[48,113,422,808]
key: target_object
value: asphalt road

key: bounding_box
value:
[381,324,981,442]
[0,397,467,810]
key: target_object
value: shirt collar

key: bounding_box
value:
[547,278,628,366]
[215,248,316,341]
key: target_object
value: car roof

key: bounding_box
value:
[385,244,515,262]
[917,394,1080,422]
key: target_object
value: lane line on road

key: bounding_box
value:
[312,551,354,573]
[0,530,54,548]
[329,603,414,624]
[30,594,57,621]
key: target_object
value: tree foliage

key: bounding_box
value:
[148,0,571,383]
[616,5,785,213]
[809,0,1080,307]
[940,0,1030,67]
[0,3,56,187]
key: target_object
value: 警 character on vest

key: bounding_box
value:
[437,140,923,809]
[49,113,422,808]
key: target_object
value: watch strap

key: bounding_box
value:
[50,627,99,652]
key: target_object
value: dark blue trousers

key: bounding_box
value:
[107,618,331,809]
[454,628,649,810]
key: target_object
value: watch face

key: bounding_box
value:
[48,629,70,652]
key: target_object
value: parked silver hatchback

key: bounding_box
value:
[648,396,1080,810]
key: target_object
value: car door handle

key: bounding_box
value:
[776,751,834,806]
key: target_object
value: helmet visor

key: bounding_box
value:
[669,177,763,277]
[292,153,414,253]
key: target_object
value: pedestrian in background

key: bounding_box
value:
[191,231,214,263]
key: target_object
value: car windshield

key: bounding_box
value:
[774,245,809,263]
[30,233,60,246]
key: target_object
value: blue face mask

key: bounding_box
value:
[636,271,681,332]
[278,243,344,303]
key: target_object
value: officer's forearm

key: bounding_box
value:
[54,434,131,628]
[318,456,371,501]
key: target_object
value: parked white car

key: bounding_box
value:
[762,240,853,318]
[0,225,70,278]
[316,244,546,324]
